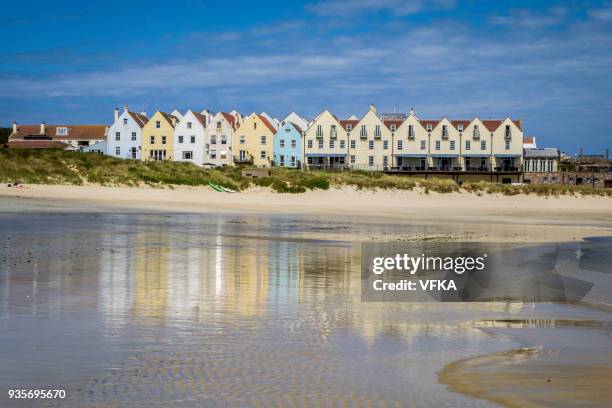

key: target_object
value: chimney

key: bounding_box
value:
[579,147,583,157]
[409,107,415,116]
[369,103,377,114]
[140,110,147,118]
[40,121,46,135]
[124,104,129,113]
[114,107,119,122]
[12,121,17,134]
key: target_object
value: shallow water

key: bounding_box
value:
[1,212,611,407]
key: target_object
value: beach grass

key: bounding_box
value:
[1,148,610,196]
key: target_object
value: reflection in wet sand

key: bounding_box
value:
[1,213,611,407]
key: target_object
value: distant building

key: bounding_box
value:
[173,110,208,166]
[107,105,148,159]
[523,136,537,149]
[523,148,559,172]
[8,122,107,150]
[141,111,178,161]
[205,111,241,167]
[273,120,303,168]
[234,113,277,167]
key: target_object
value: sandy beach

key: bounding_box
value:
[1,183,612,243]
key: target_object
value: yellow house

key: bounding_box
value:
[234,113,277,167]
[141,111,177,161]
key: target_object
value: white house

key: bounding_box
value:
[281,112,310,131]
[107,105,148,159]
[204,112,241,167]
[173,110,208,166]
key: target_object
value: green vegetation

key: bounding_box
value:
[0,128,10,145]
[0,148,610,196]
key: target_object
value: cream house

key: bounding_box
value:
[347,105,393,170]
[234,113,276,167]
[205,111,241,167]
[141,111,177,161]
[393,110,428,170]
[488,118,524,172]
[303,110,349,169]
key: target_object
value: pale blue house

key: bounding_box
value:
[273,120,303,168]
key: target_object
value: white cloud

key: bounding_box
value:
[490,7,568,29]
[588,4,612,21]
[306,0,456,16]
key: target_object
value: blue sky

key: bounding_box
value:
[1,0,611,153]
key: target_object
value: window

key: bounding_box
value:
[260,150,266,159]
[190,136,195,144]
[307,157,313,165]
[465,140,471,150]
[115,132,120,141]
[435,141,440,150]
[316,125,323,138]
[505,140,510,150]
[330,140,335,148]
[56,127,68,136]
[115,147,120,155]
[360,125,367,138]
[458,124,464,132]
[442,125,448,138]
[398,140,403,150]
[291,156,296,167]
[473,125,480,138]
[123,118,128,125]
[368,156,374,166]
[285,127,291,132]
[221,135,227,144]
[318,139,323,148]
[408,125,415,138]
[254,122,257,129]
[383,156,388,167]
[210,150,216,159]
[307,140,313,149]
[216,121,222,129]
[339,140,345,149]
[383,140,389,150]
[280,139,285,148]
[156,121,160,128]
[420,140,426,150]
[426,124,433,132]
[131,132,136,141]
[346,124,353,132]
[280,155,285,166]
[374,125,381,137]
[261,135,267,145]
[481,140,486,150]
[350,140,356,149]
[291,140,297,148]
[369,140,374,150]
[390,124,396,132]
[187,122,192,129]
[178,136,184,144]
[182,151,193,160]
[150,136,155,144]
[240,135,245,144]
[211,136,217,144]
[162,136,167,145]
[350,155,355,164]
[450,140,455,150]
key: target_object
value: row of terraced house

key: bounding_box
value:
[8,103,529,183]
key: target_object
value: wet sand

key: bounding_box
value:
[2,184,612,243]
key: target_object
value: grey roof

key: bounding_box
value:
[524,148,559,158]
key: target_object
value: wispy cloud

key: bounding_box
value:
[306,0,456,16]
[490,7,568,29]
[588,3,612,21]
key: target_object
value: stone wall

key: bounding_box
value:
[524,172,612,188]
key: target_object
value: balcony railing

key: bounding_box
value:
[233,153,253,163]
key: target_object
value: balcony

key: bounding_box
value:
[359,131,367,139]
[441,132,449,140]
[374,131,381,139]
[233,153,253,163]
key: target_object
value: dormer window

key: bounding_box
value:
[426,124,433,132]
[458,124,464,132]
[346,124,353,132]
[56,127,68,136]
[390,124,396,132]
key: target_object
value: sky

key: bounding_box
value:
[1,0,611,154]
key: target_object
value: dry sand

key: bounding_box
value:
[1,183,612,242]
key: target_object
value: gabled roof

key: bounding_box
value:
[10,125,107,141]
[191,111,207,128]
[128,112,148,128]
[339,119,358,130]
[420,120,440,130]
[285,121,303,134]
[482,120,502,132]
[383,119,404,130]
[257,114,277,133]
[8,140,70,149]
[220,112,237,130]
[450,120,470,130]
[524,148,559,158]
[158,111,178,128]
